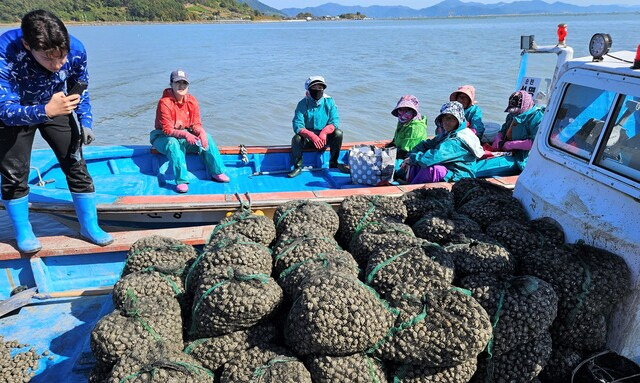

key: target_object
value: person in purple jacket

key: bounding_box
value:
[0,10,112,253]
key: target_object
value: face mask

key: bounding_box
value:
[398,110,414,124]
[309,88,324,101]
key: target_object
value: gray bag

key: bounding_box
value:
[348,145,397,186]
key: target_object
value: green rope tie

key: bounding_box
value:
[142,267,183,296]
[118,359,215,383]
[274,236,339,264]
[209,211,260,241]
[366,294,427,355]
[123,244,189,276]
[363,353,381,383]
[393,364,409,382]
[566,253,592,325]
[278,253,330,280]
[458,185,480,206]
[121,289,164,343]
[183,337,210,355]
[365,249,412,285]
[484,282,508,383]
[185,237,271,292]
[250,357,298,382]
[190,267,270,335]
[349,198,380,249]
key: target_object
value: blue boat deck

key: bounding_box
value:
[1,295,113,383]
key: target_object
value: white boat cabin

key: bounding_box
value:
[514,35,640,362]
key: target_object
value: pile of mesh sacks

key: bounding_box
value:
[87,183,632,383]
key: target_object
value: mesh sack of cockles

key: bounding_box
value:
[184,322,279,373]
[451,177,513,209]
[528,217,566,248]
[373,287,491,367]
[457,194,529,229]
[444,240,515,279]
[208,208,276,247]
[472,332,552,383]
[185,234,273,294]
[412,210,482,245]
[550,309,608,353]
[571,350,640,383]
[277,251,359,301]
[401,187,453,225]
[112,268,186,311]
[272,200,339,238]
[105,342,214,383]
[0,335,42,383]
[122,235,197,277]
[305,353,388,383]
[219,344,311,383]
[348,221,416,266]
[91,292,183,370]
[337,195,407,248]
[271,230,342,275]
[519,242,631,319]
[486,218,565,262]
[392,358,477,383]
[284,271,396,356]
[364,240,454,299]
[190,266,282,339]
[539,346,584,383]
[459,274,558,355]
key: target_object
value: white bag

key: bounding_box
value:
[348,145,397,186]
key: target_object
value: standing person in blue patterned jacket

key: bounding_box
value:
[0,10,112,253]
[401,101,484,184]
[288,76,347,178]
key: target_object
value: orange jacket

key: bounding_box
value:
[154,88,204,136]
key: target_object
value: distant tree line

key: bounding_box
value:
[0,0,262,23]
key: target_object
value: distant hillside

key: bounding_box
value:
[281,0,640,18]
[0,0,263,23]
[237,0,285,16]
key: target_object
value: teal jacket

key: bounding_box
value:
[500,106,545,169]
[465,104,485,139]
[292,95,339,134]
[409,123,484,182]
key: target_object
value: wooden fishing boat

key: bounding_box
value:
[24,142,520,231]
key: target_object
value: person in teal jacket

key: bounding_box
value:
[492,90,544,170]
[449,85,485,140]
[386,94,427,160]
[288,76,345,178]
[401,101,484,184]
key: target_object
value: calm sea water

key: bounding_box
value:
[0,14,639,238]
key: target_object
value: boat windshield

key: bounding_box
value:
[596,96,640,181]
[549,83,616,159]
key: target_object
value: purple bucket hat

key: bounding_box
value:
[435,101,465,129]
[505,90,534,114]
[391,94,420,117]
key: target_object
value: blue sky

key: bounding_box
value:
[261,0,639,9]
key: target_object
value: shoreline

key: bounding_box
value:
[1,11,639,27]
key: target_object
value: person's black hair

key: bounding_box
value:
[21,10,69,53]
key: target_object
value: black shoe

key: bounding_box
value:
[287,168,302,178]
[331,163,350,174]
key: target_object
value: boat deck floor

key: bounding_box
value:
[0,294,112,382]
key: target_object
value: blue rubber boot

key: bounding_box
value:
[71,192,113,246]
[2,195,42,253]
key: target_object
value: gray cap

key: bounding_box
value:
[170,69,189,84]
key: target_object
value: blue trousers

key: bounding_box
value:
[150,130,226,184]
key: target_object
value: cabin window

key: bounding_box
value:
[595,95,640,181]
[549,84,616,160]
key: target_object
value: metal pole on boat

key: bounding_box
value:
[249,166,324,177]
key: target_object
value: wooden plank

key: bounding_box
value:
[0,225,214,261]
[0,287,36,318]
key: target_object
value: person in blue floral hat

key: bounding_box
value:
[401,101,484,184]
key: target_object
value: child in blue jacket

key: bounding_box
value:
[401,101,484,184]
